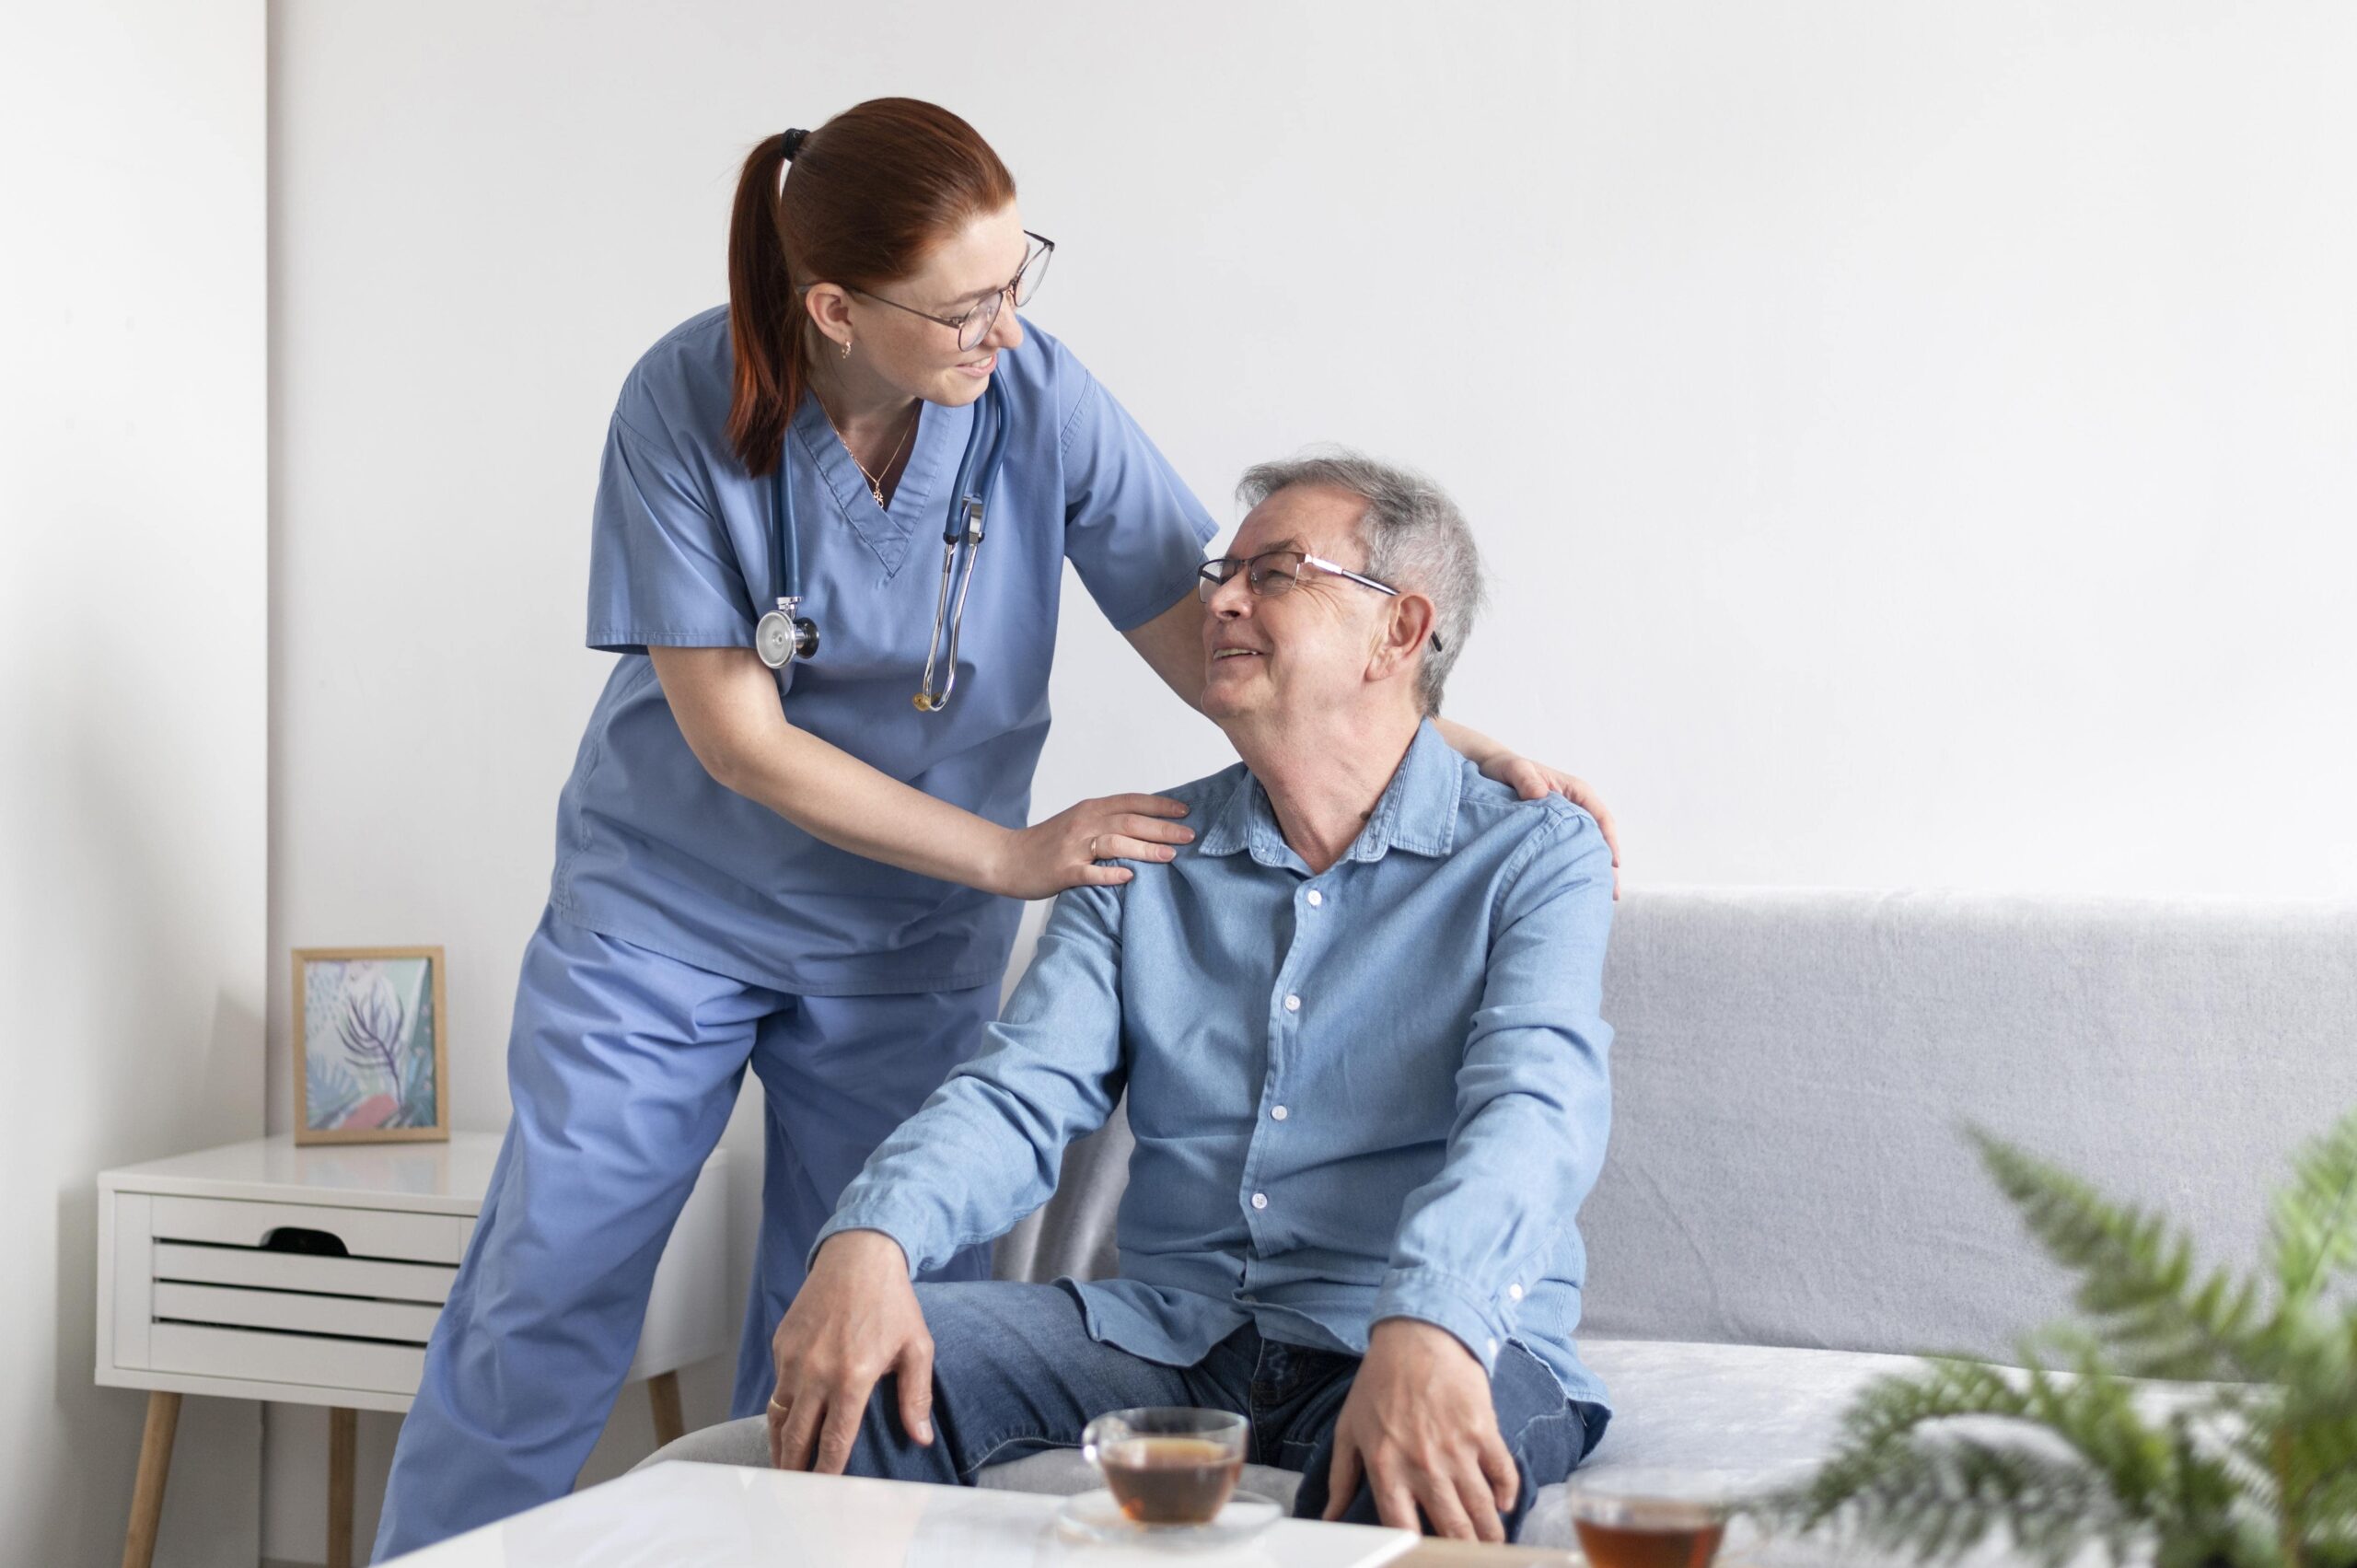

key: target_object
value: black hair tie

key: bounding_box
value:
[780,127,809,161]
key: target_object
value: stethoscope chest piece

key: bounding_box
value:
[756,598,819,669]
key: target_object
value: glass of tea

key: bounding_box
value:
[1079,1407,1248,1527]
[1563,1468,1738,1568]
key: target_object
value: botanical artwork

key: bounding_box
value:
[299,953,441,1136]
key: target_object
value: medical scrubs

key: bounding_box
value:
[374,308,1216,1558]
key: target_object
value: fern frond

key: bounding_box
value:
[2219,1426,2287,1516]
[2269,1105,2357,1307]
[2258,1303,2357,1444]
[2167,1411,2253,1535]
[2012,1341,2175,1516]
[2298,1469,2357,1561]
[1797,1360,2036,1509]
[1781,1112,2357,1568]
[1772,1429,2139,1568]
[2269,1398,2357,1551]
[1968,1126,2262,1382]
[2302,1462,2357,1567]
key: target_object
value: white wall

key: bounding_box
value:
[1,2,269,1564]
[266,2,2357,1560]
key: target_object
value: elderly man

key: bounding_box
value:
[670,452,1616,1544]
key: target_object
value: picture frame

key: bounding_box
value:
[293,946,449,1144]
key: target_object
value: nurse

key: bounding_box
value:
[375,97,1620,1556]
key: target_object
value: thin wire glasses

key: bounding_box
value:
[846,232,1055,352]
[1196,550,1443,652]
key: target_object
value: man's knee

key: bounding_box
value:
[842,1370,956,1483]
[906,1279,1095,1387]
[837,1281,1074,1483]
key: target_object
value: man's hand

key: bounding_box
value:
[1322,1318,1518,1542]
[766,1230,935,1473]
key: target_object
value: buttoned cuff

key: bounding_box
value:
[1371,1267,1519,1374]
[807,1204,929,1280]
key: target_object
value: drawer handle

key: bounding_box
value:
[261,1226,350,1258]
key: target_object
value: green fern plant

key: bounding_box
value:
[1760,1105,2357,1568]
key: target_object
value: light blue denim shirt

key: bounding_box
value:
[816,719,1617,1408]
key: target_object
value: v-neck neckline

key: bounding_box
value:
[790,392,958,581]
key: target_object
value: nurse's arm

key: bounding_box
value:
[647,645,1196,900]
[1120,592,1211,709]
[1121,595,1623,893]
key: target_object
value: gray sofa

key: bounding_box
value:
[660,889,2357,1554]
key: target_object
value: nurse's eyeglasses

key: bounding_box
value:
[846,232,1056,352]
[1195,550,1443,652]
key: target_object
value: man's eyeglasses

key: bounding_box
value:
[838,232,1056,352]
[1195,550,1443,652]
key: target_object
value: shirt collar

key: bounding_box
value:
[1195,718,1463,870]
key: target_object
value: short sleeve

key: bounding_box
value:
[585,405,756,656]
[1059,366,1219,633]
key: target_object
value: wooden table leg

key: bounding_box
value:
[122,1390,181,1568]
[328,1407,356,1568]
[646,1371,685,1449]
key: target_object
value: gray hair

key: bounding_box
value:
[1235,449,1485,715]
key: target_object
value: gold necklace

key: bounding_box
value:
[825,401,916,509]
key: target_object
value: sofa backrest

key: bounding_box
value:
[995,889,2357,1361]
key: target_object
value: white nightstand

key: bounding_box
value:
[96,1134,730,1568]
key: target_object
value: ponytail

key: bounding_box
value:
[725,131,807,479]
[721,101,1018,480]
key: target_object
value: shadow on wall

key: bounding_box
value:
[17,686,264,1567]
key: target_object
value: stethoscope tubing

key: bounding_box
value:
[764,378,1010,710]
[768,421,806,601]
[944,377,1012,541]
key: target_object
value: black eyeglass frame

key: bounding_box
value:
[1196,550,1445,653]
[829,232,1056,352]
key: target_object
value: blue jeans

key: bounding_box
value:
[838,1281,1609,1543]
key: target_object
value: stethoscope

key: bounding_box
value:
[756,377,1012,714]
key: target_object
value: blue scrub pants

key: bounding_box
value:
[373,906,996,1559]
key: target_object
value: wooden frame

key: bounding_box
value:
[292,945,449,1144]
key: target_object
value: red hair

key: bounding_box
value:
[725,99,1017,478]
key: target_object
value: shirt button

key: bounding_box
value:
[1486,1337,1500,1356]
[1306,889,1323,908]
[1508,1283,1524,1301]
[1283,994,1301,1013]
[1250,1192,1269,1210]
[1271,1105,1288,1121]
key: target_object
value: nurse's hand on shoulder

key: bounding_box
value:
[1479,756,1623,900]
[767,1229,933,1474]
[993,793,1195,900]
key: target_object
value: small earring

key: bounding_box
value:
[841,337,853,359]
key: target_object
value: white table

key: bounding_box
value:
[95,1134,730,1568]
[384,1463,1422,1568]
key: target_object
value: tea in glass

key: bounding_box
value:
[1564,1468,1736,1568]
[1080,1408,1248,1527]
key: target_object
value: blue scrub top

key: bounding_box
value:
[551,307,1218,996]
